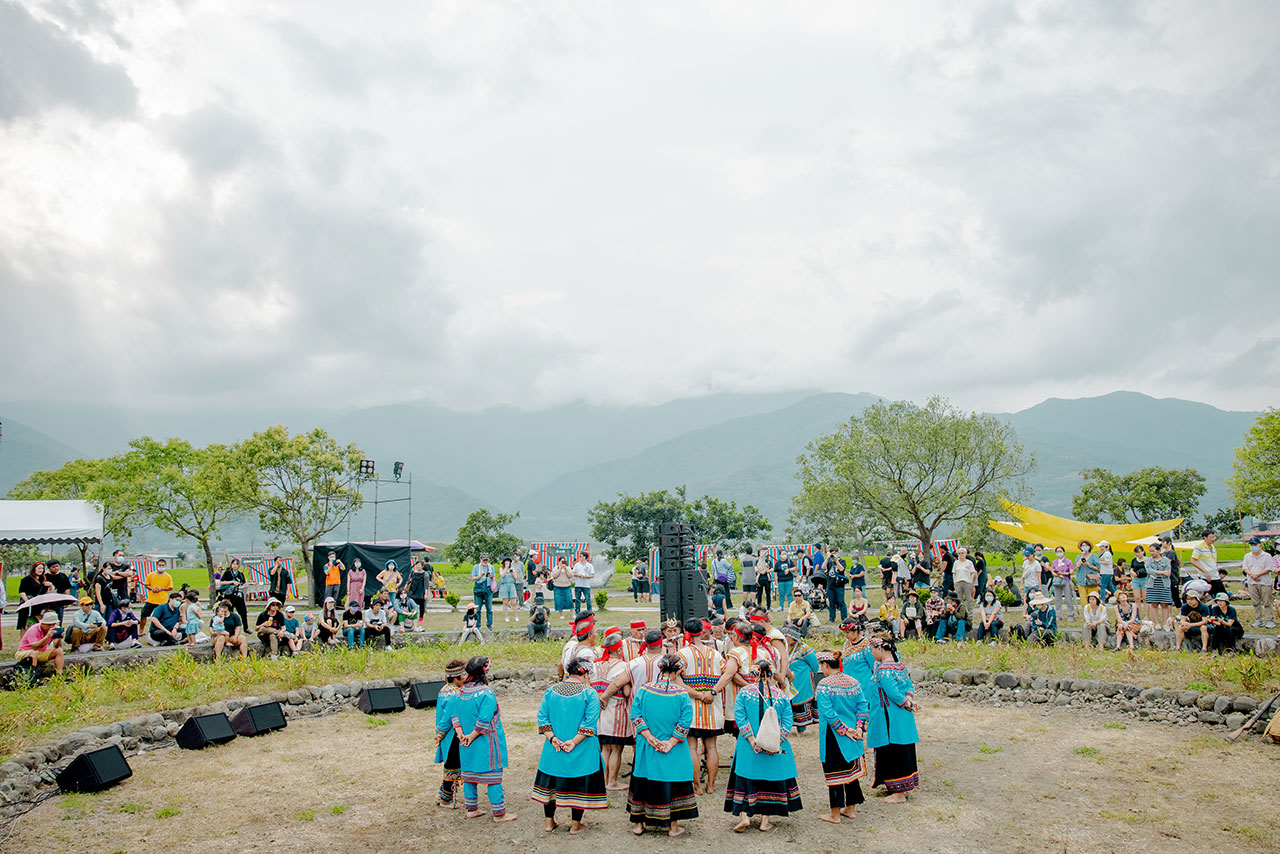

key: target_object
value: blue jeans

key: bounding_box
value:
[777,580,793,607]
[344,627,364,648]
[974,619,1002,642]
[935,615,966,642]
[574,586,592,613]
[1099,575,1116,600]
[827,587,847,623]
[473,589,494,628]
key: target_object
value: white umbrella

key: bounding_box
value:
[14,592,78,613]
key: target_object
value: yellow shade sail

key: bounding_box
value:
[997,500,1181,547]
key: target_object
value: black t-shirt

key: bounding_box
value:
[256,610,285,630]
[1180,603,1208,623]
[19,575,48,600]
[342,609,363,626]
[47,571,72,594]
[408,569,427,598]
[1210,605,1237,625]
[775,558,794,582]
[220,570,247,592]
[109,561,132,599]
[222,612,243,635]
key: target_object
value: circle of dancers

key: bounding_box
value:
[431,611,921,835]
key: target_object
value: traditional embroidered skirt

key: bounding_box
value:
[791,698,816,728]
[442,738,461,782]
[627,776,699,825]
[530,768,608,811]
[723,763,802,817]
[821,727,865,786]
[873,743,919,793]
[687,726,722,740]
[598,733,635,746]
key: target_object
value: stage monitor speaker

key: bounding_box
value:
[407,680,446,709]
[176,713,237,750]
[57,745,132,793]
[358,686,406,714]
[232,702,288,737]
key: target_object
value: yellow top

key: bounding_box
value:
[146,571,174,605]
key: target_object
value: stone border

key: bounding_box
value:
[0,666,555,819]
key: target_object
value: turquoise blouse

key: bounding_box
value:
[789,644,820,705]
[536,680,603,778]
[630,680,695,783]
[815,673,869,764]
[866,661,918,748]
[732,682,797,782]
[842,642,876,699]
[434,685,460,763]
[451,684,508,778]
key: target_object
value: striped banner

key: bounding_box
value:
[646,544,714,581]
[226,553,299,600]
[528,542,590,569]
[873,539,962,563]
[762,544,816,564]
[128,556,157,587]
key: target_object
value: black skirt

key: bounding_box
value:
[443,738,461,780]
[723,761,802,817]
[873,743,919,793]
[723,721,739,737]
[599,734,635,746]
[790,699,816,728]
[821,726,866,786]
[687,726,722,740]
[531,768,608,811]
[627,776,699,825]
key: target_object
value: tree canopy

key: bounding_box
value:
[446,508,521,565]
[1071,466,1206,524]
[588,487,772,563]
[1228,408,1280,519]
[792,396,1034,550]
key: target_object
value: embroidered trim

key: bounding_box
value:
[551,680,591,697]
[538,724,553,734]
[673,723,689,739]
[577,726,596,737]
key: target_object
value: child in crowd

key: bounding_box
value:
[432,572,449,600]
[182,589,203,645]
[460,603,483,644]
[901,591,924,639]
[300,613,318,644]
[281,605,304,653]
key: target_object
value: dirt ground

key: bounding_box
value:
[10,686,1280,854]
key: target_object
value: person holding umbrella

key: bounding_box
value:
[16,563,53,632]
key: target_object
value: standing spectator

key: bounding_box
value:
[1075,541,1101,614]
[341,600,365,648]
[634,555,650,603]
[363,598,392,648]
[17,612,65,673]
[1049,546,1077,620]
[826,555,848,623]
[68,596,108,651]
[893,549,911,598]
[572,551,596,614]
[45,560,72,622]
[89,559,114,615]
[268,556,293,604]
[1097,541,1115,602]
[146,591,185,646]
[140,559,174,627]
[711,551,734,611]
[16,563,53,632]
[740,549,759,603]
[104,550,133,610]
[471,554,496,630]
[1025,593,1057,646]
[631,559,649,603]
[938,546,956,594]
[407,559,428,629]
[1190,529,1218,590]
[322,551,344,605]
[1129,546,1149,614]
[217,558,249,627]
[1082,592,1109,648]
[422,555,436,598]
[1161,534,1182,607]
[972,549,988,599]
[550,556,574,618]
[181,589,204,644]
[879,556,895,593]
[756,551,775,612]
[511,547,527,605]
[775,550,795,606]
[255,599,288,656]
[1020,547,1041,601]
[211,601,249,660]
[1113,591,1140,651]
[812,543,826,581]
[1207,592,1244,654]
[346,558,367,610]
[1146,541,1175,629]
[952,548,977,606]
[452,656,518,823]
[498,558,520,623]
[1175,590,1211,653]
[1242,536,1276,629]
[910,549,931,591]
[847,554,867,601]
[106,599,142,649]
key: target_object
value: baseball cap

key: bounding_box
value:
[285,605,296,613]
[1247,536,1262,545]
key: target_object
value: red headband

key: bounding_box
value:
[645,637,664,648]
[749,614,767,622]
[629,620,646,629]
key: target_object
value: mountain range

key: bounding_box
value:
[0,391,1256,552]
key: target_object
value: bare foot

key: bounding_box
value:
[544,819,558,833]
[632,823,645,836]
[732,819,750,833]
[569,822,586,835]
[883,793,907,804]
[759,819,773,832]
[464,811,484,819]
[606,782,628,791]
[493,812,518,822]
[840,807,857,818]
[818,814,841,824]
[692,785,704,795]
[668,825,686,838]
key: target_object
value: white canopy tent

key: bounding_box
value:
[0,500,104,545]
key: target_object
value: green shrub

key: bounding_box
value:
[445,593,461,611]
[994,586,1018,607]
[594,591,610,612]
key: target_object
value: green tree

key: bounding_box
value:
[587,487,771,562]
[236,426,365,603]
[1071,466,1206,524]
[959,516,1021,562]
[792,396,1034,552]
[1228,408,1280,518]
[120,437,254,589]
[1190,506,1244,539]
[446,509,521,565]
[785,500,884,556]
[686,495,772,553]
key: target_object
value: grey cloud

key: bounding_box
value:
[0,0,136,120]
[166,104,274,176]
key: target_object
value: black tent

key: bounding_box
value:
[310,542,412,605]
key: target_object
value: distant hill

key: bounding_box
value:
[0,417,83,494]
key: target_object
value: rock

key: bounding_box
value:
[287,690,306,705]
[320,686,336,701]
[1076,679,1102,695]
[1225,713,1246,730]
[969,670,991,685]
[1029,691,1049,704]
[1213,696,1233,715]
[1100,682,1126,698]
[164,721,180,737]
[1119,683,1142,699]
[348,681,363,695]
[941,669,963,684]
[1233,697,1258,713]
[1196,694,1217,711]
[0,762,24,781]
[122,737,140,751]
[333,684,350,698]
[1197,710,1225,725]
[946,685,962,697]
[994,673,1019,689]
[1054,695,1073,706]
[148,726,169,741]
[1018,676,1033,689]
[1177,691,1200,707]
[82,725,112,739]
[225,699,245,712]
[1138,687,1167,702]
[1031,677,1050,690]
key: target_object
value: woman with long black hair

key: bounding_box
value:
[452,656,517,822]
[867,633,920,803]
[533,649,607,833]
[723,656,802,832]
[628,653,698,837]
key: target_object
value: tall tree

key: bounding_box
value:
[446,508,521,565]
[1071,466,1206,524]
[121,438,254,589]
[7,456,141,568]
[236,426,365,603]
[686,495,772,553]
[1228,408,1280,519]
[588,487,772,563]
[792,396,1034,552]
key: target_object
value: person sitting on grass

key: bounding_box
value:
[364,598,393,649]
[106,600,142,649]
[17,611,65,673]
[1207,592,1243,655]
[211,600,249,660]
[1024,592,1057,646]
[281,605,304,653]
[1176,590,1211,653]
[460,603,484,645]
[900,590,925,640]
[68,596,108,651]
[147,591,185,647]
[342,600,365,648]
[255,598,289,657]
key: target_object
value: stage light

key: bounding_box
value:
[359,459,376,476]
[393,461,404,481]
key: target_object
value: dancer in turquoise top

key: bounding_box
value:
[532,652,607,833]
[866,634,921,803]
[840,617,875,698]
[628,653,699,837]
[724,657,803,832]
[782,624,820,731]
[433,659,466,807]
[815,649,869,823]
[450,656,517,822]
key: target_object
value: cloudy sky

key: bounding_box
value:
[2,0,1278,414]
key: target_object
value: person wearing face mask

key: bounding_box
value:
[346,558,367,609]
[1075,540,1100,615]
[974,590,1003,642]
[1145,541,1175,628]
[1049,547,1077,620]
[1020,547,1041,600]
[1096,541,1115,603]
[1242,536,1276,628]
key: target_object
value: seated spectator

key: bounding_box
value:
[300,613,318,645]
[1082,592,1110,648]
[1113,591,1140,651]
[878,589,900,636]
[182,589,204,645]
[394,595,419,630]
[900,590,925,639]
[1024,593,1057,646]
[255,599,289,657]
[147,592,185,646]
[1207,592,1243,655]
[923,588,946,637]
[934,594,967,643]
[106,601,142,649]
[973,591,1003,643]
[68,596,108,651]
[211,600,249,660]
[281,605,304,653]
[17,611,65,673]
[363,598,392,648]
[787,590,816,636]
[1000,574,1023,607]
[1176,590,1211,653]
[527,602,550,640]
[317,598,342,646]
[460,603,483,644]
[341,601,365,648]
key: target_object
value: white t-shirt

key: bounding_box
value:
[363,608,387,628]
[1242,550,1275,583]
[572,560,595,589]
[1022,558,1041,590]
[953,559,977,585]
[1099,551,1114,577]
